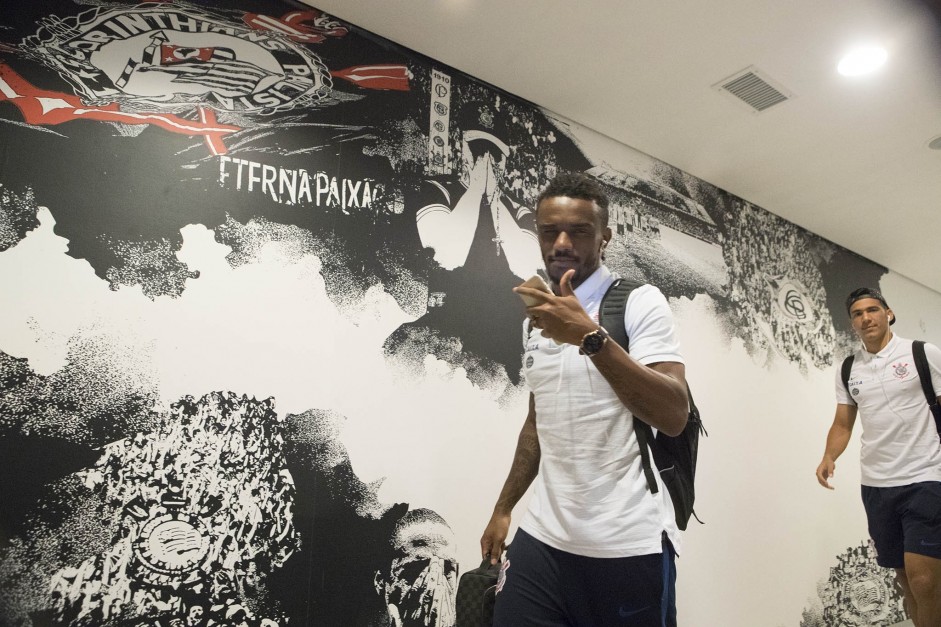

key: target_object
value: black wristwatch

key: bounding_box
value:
[579,326,609,357]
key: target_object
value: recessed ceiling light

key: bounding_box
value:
[837,46,888,76]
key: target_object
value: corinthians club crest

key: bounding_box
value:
[892,362,910,379]
[765,274,818,326]
[21,2,333,114]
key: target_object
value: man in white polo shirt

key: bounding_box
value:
[816,287,941,627]
[480,172,689,626]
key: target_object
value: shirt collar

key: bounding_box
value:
[862,332,898,358]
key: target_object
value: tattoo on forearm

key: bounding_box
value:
[496,423,540,511]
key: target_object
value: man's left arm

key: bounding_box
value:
[517,270,688,436]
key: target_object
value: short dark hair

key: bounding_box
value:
[846,287,895,325]
[536,172,609,227]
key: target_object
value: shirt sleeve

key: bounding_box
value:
[834,362,855,406]
[622,284,684,366]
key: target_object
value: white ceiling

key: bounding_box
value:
[303,0,941,294]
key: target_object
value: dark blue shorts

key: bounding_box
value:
[861,481,941,568]
[492,528,676,627]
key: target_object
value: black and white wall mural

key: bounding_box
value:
[801,541,906,627]
[1,1,939,625]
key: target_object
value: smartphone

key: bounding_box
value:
[518,275,552,307]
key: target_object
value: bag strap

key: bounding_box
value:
[912,341,936,404]
[687,386,706,437]
[912,340,941,436]
[840,355,855,403]
[633,419,660,494]
[599,278,640,351]
[598,278,661,493]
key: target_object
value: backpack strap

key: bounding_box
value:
[598,278,660,494]
[633,419,660,495]
[687,386,706,438]
[912,340,941,436]
[840,355,856,404]
[912,341,937,403]
[599,278,641,351]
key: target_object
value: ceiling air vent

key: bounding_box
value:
[714,66,792,113]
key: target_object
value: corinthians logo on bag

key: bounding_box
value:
[21,3,333,114]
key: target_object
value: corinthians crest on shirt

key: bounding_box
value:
[892,362,911,380]
[21,2,332,114]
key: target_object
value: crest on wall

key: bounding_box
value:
[801,540,905,627]
[21,3,333,114]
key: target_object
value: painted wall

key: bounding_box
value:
[0,1,938,625]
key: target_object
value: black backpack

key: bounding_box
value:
[599,279,706,530]
[840,339,941,436]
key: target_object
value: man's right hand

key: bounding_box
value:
[480,512,511,565]
[816,457,836,489]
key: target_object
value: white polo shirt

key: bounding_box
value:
[835,334,941,487]
[519,266,685,558]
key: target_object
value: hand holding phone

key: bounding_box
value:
[517,275,552,307]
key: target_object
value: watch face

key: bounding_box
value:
[582,330,607,355]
